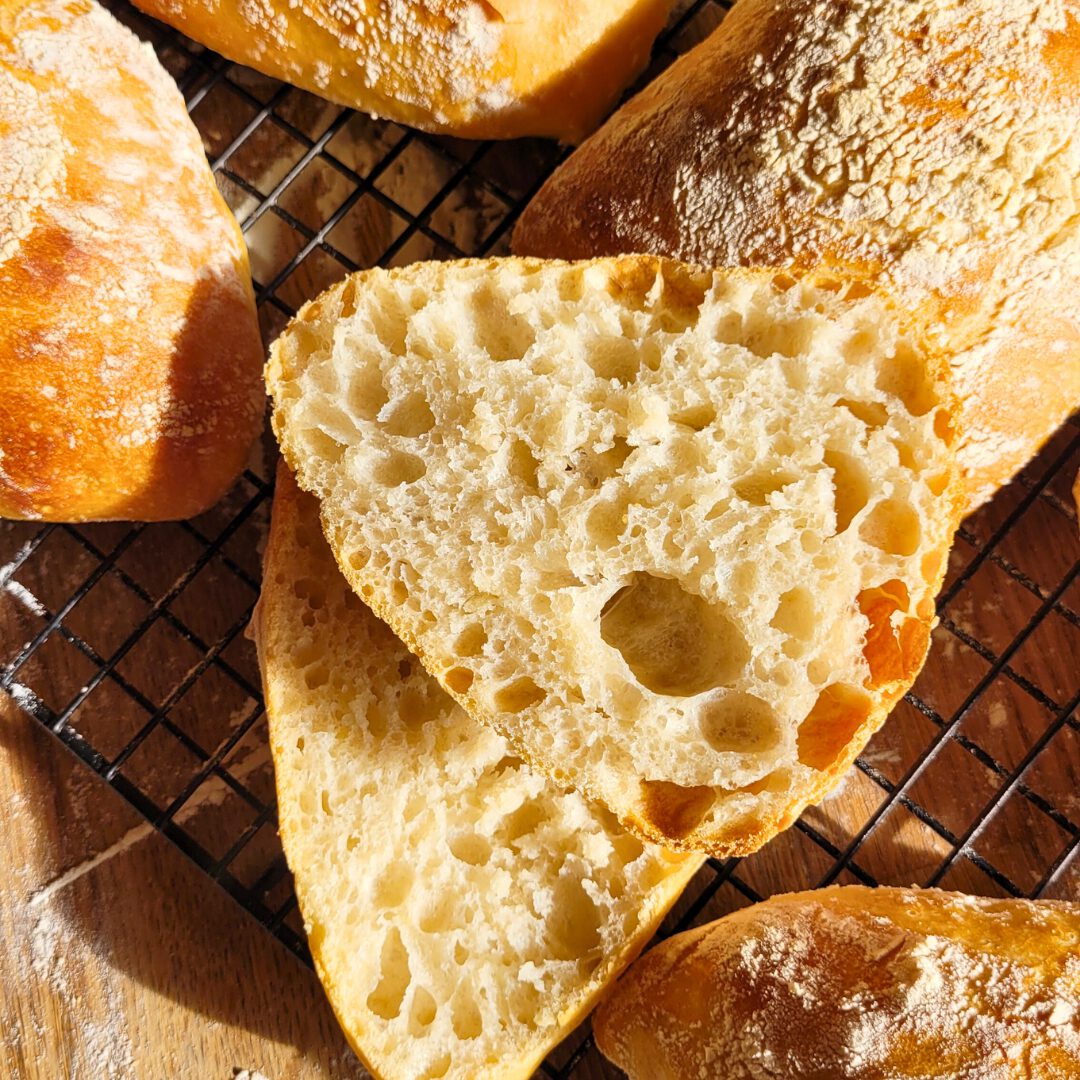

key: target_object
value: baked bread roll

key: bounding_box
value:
[0,0,264,522]
[594,886,1080,1079]
[513,0,1080,511]
[131,0,673,143]
[254,467,702,1080]
[266,255,962,855]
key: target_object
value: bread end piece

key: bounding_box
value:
[0,0,264,522]
[594,885,1080,1079]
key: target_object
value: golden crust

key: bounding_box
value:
[256,466,703,1080]
[594,886,1080,1079]
[0,0,264,521]
[131,0,673,143]
[513,0,1080,510]
[267,255,963,857]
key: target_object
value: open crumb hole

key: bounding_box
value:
[585,336,640,383]
[444,666,474,694]
[374,451,426,487]
[347,364,390,421]
[448,833,491,866]
[797,683,873,771]
[671,403,716,431]
[409,987,438,1034]
[733,469,797,506]
[859,580,928,687]
[838,397,889,429]
[638,780,715,840]
[506,438,541,493]
[381,391,435,437]
[451,989,484,1041]
[771,587,816,656]
[467,286,534,361]
[494,677,545,713]
[547,875,602,961]
[860,498,921,556]
[875,343,937,416]
[601,573,749,696]
[824,448,870,533]
[698,692,781,754]
[373,862,413,908]
[366,928,411,1020]
[453,623,487,657]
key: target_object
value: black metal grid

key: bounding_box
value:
[1,1,1078,1075]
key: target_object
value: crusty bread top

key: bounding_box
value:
[256,468,702,1080]
[513,0,1080,508]
[267,255,961,854]
[132,0,673,142]
[0,0,264,521]
[594,886,1080,1080]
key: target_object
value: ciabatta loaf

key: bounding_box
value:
[255,468,702,1080]
[0,0,264,522]
[267,255,962,855]
[132,0,672,143]
[594,886,1080,1079]
[513,0,1080,511]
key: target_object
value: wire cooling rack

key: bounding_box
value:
[2,1,1079,1076]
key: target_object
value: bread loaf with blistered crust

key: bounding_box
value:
[594,886,1080,1080]
[0,0,264,522]
[514,0,1080,511]
[132,0,673,143]
[255,467,703,1080]
[266,254,962,856]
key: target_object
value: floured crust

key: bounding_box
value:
[256,467,702,1080]
[267,255,962,855]
[594,886,1080,1079]
[513,0,1080,509]
[0,0,264,522]
[131,0,673,143]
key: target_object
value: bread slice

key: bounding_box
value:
[593,885,1080,1079]
[254,467,703,1080]
[266,255,962,855]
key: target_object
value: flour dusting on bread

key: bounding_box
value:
[258,472,702,1080]
[133,0,670,140]
[595,887,1080,1079]
[0,76,66,263]
[0,0,265,521]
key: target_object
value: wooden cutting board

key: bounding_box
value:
[0,688,367,1080]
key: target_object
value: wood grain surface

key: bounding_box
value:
[0,610,368,1079]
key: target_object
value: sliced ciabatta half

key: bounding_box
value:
[267,256,962,855]
[255,468,703,1080]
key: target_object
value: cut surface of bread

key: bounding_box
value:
[513,0,1080,510]
[267,255,962,854]
[255,468,702,1080]
[594,886,1080,1079]
[0,0,264,521]
[132,0,672,142]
